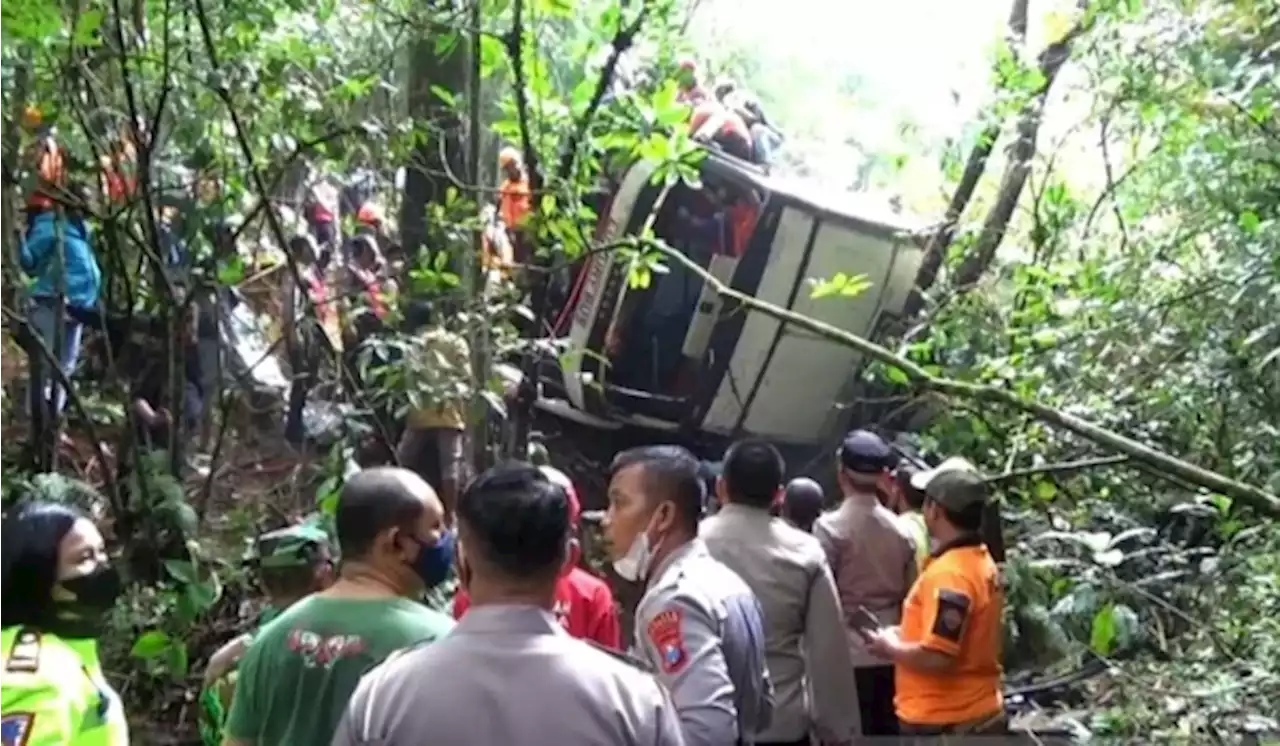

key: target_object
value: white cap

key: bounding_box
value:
[910,456,980,492]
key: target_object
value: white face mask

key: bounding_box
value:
[612,531,652,582]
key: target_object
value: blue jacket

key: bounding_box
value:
[20,212,102,310]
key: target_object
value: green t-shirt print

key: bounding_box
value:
[225,595,454,746]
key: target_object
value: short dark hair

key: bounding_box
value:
[1,502,84,628]
[335,467,429,560]
[457,462,569,580]
[895,463,927,511]
[722,439,784,508]
[611,445,703,532]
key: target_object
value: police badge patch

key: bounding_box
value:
[1,712,35,746]
[646,608,688,675]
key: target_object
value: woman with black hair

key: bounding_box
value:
[1,502,129,745]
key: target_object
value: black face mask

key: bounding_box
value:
[52,566,123,638]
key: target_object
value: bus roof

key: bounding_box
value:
[699,151,935,240]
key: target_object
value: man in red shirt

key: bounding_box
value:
[453,465,622,650]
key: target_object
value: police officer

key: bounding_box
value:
[780,477,825,534]
[814,430,918,737]
[702,440,861,746]
[2,502,129,745]
[333,462,683,746]
[605,445,775,746]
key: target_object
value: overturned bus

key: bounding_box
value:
[532,151,928,464]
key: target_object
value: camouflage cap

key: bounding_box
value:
[254,523,333,569]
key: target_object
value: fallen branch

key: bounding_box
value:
[989,454,1129,484]
[647,240,1280,516]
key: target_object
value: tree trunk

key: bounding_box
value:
[399,37,470,261]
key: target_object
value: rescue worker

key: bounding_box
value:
[20,182,101,422]
[813,430,918,737]
[701,440,861,746]
[780,477,825,534]
[305,172,341,261]
[604,445,774,746]
[333,463,685,746]
[864,462,1006,735]
[198,524,337,746]
[689,100,754,162]
[22,121,67,224]
[129,304,203,453]
[883,461,930,572]
[453,465,622,649]
[675,58,708,105]
[1,501,129,745]
[222,468,455,746]
[497,147,532,261]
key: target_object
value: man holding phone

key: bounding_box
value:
[862,463,1006,735]
[813,430,919,737]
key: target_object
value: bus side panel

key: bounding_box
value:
[562,162,654,410]
[700,206,817,435]
[741,222,898,442]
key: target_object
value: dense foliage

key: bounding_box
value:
[2,0,1277,741]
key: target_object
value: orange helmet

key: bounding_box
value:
[21,105,43,131]
[356,202,384,227]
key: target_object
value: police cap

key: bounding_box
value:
[838,430,893,474]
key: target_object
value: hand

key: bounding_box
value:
[155,408,173,426]
[861,625,900,659]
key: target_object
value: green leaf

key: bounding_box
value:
[185,577,222,612]
[1090,604,1116,655]
[131,630,172,659]
[166,642,190,680]
[430,85,456,107]
[884,366,910,385]
[1238,211,1261,234]
[480,35,506,77]
[72,9,104,46]
[216,255,246,286]
[163,560,196,583]
[1034,480,1058,501]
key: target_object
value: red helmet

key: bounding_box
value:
[356,202,384,227]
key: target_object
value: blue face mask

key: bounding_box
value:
[410,529,455,589]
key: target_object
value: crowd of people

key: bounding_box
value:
[1,427,1008,745]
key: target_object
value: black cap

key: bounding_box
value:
[839,430,892,474]
[783,477,825,511]
[924,468,990,511]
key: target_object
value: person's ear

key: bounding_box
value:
[715,476,729,507]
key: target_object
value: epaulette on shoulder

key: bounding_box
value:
[5,628,42,673]
[582,639,654,674]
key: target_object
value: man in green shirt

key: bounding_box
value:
[222,467,457,746]
[199,522,337,746]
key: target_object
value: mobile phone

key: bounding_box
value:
[851,605,880,631]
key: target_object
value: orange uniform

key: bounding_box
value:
[498,177,531,231]
[894,536,1003,726]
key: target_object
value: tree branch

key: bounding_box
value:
[646,239,1280,516]
[989,454,1130,484]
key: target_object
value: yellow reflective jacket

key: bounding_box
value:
[1,626,129,746]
